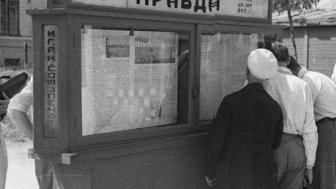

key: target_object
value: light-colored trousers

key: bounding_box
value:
[274,133,306,189]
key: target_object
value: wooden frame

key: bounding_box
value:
[32,14,70,153]
[68,14,197,150]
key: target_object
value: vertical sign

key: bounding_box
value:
[43,25,58,137]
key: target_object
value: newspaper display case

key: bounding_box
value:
[28,0,283,188]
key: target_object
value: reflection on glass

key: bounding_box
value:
[200,33,265,120]
[81,26,188,135]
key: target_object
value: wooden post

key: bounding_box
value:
[303,27,309,68]
[23,42,28,69]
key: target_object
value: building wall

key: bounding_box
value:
[20,0,47,37]
[308,26,336,76]
[282,27,307,67]
[0,0,46,69]
[282,26,336,77]
[0,36,32,68]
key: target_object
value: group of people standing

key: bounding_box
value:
[205,42,336,189]
[0,42,335,189]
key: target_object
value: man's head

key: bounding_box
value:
[247,48,278,83]
[287,56,302,76]
[271,42,290,67]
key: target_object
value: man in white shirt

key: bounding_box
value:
[263,42,318,189]
[7,77,55,189]
[288,57,336,189]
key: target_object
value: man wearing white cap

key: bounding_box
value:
[288,56,336,189]
[263,42,318,189]
[205,49,283,189]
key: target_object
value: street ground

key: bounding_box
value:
[5,140,38,189]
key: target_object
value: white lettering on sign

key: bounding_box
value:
[70,0,268,19]
[43,25,58,138]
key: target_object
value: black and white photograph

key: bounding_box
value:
[1,0,336,188]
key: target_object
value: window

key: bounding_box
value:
[0,0,19,36]
[199,32,268,121]
[4,58,20,68]
[81,25,190,136]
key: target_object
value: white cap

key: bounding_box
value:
[247,49,278,80]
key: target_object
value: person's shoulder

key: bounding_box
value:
[308,71,332,82]
[270,71,294,81]
[304,71,336,89]
[287,73,306,83]
[222,92,236,102]
[220,90,241,105]
[305,70,321,78]
[274,72,303,86]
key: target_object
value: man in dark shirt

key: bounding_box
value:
[205,49,283,189]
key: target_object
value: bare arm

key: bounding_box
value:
[0,92,10,121]
[7,109,33,141]
[302,84,318,169]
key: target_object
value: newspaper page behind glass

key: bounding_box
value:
[199,33,260,121]
[81,27,178,136]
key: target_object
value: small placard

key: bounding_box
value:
[61,153,77,165]
[43,25,59,138]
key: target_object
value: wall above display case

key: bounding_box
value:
[48,0,271,21]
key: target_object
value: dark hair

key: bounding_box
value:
[271,42,289,62]
[0,76,10,80]
[246,67,251,76]
[287,56,301,71]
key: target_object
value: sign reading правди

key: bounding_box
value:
[71,0,269,19]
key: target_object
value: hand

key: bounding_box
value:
[204,176,215,187]
[0,92,9,114]
[305,168,313,184]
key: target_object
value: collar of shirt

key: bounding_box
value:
[278,67,293,75]
[298,67,308,79]
[244,82,264,92]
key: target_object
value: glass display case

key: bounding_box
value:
[27,2,283,188]
[30,12,199,152]
[31,10,281,153]
[30,6,282,150]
